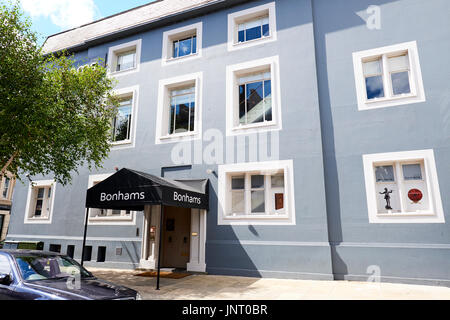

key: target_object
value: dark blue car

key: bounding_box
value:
[0,250,141,300]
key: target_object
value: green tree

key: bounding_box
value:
[0,2,118,185]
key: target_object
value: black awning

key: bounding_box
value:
[85,168,209,211]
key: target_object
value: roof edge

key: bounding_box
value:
[43,0,253,55]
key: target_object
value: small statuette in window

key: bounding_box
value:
[379,187,393,210]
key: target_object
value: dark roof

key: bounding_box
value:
[42,0,251,54]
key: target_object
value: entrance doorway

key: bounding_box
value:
[161,206,191,269]
[140,205,206,272]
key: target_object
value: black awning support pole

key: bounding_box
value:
[80,208,90,267]
[156,204,164,290]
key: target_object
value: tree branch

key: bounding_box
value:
[1,150,19,177]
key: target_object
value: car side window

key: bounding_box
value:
[0,255,12,275]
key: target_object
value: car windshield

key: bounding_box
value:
[15,255,93,282]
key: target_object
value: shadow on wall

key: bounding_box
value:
[122,240,141,266]
[163,166,261,278]
[311,0,397,279]
[205,184,261,278]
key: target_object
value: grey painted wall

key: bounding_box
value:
[313,0,450,285]
[6,0,450,286]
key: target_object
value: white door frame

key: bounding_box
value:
[140,205,207,272]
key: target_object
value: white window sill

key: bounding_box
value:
[24,216,52,224]
[109,67,138,77]
[365,92,417,105]
[225,213,289,220]
[27,216,50,220]
[376,211,435,217]
[231,121,278,132]
[230,35,275,52]
[111,139,132,147]
[157,131,200,144]
[165,53,200,64]
[233,35,273,47]
[89,216,133,222]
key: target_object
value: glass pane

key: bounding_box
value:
[170,88,195,134]
[245,24,262,41]
[251,175,265,188]
[117,52,135,71]
[173,41,179,58]
[175,103,190,133]
[2,178,10,198]
[111,210,121,215]
[238,72,270,85]
[245,18,262,29]
[178,37,193,57]
[35,199,43,216]
[262,17,270,36]
[231,176,245,190]
[239,85,246,125]
[365,75,385,99]
[264,80,272,122]
[375,165,395,182]
[113,101,132,142]
[169,104,176,134]
[391,71,411,95]
[402,164,422,180]
[238,30,245,43]
[231,191,245,213]
[363,59,382,76]
[246,81,264,124]
[271,174,284,188]
[251,190,265,213]
[47,187,51,199]
[388,54,409,72]
[171,87,195,96]
[192,36,197,54]
[37,188,45,199]
[189,102,195,132]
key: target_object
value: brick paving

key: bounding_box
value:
[89,268,450,300]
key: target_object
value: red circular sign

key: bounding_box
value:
[408,189,423,203]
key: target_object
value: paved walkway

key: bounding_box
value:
[90,268,450,300]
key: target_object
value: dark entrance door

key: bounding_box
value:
[162,206,191,269]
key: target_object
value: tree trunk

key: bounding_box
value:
[1,151,18,177]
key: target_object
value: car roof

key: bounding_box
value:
[0,249,64,257]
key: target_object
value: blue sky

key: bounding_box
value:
[17,0,155,45]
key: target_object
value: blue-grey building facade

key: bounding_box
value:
[6,0,450,286]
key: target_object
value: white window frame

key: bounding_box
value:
[0,175,13,200]
[86,173,136,226]
[161,22,202,66]
[228,2,277,52]
[353,41,425,111]
[107,39,142,76]
[218,160,295,225]
[110,86,139,150]
[226,56,282,136]
[155,72,203,144]
[363,149,444,223]
[24,180,56,224]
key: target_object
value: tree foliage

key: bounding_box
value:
[0,2,118,185]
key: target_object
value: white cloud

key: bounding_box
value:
[21,0,99,30]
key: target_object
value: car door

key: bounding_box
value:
[0,254,19,300]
